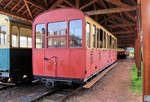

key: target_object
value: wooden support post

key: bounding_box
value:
[136,5,142,79]
[141,0,150,101]
[134,39,137,67]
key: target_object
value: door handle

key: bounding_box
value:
[44,57,49,61]
[44,56,57,61]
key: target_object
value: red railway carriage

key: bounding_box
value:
[32,8,117,85]
[117,48,128,59]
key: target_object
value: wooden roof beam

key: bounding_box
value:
[4,0,13,9]
[23,0,33,18]
[0,7,32,23]
[0,0,3,4]
[75,0,80,8]
[23,10,27,15]
[49,0,64,9]
[57,4,69,8]
[114,31,135,34]
[105,0,136,22]
[118,41,135,44]
[17,5,25,13]
[118,44,134,47]
[86,6,136,15]
[117,35,136,38]
[105,0,129,7]
[108,23,136,28]
[97,0,107,8]
[80,0,97,10]
[64,0,75,8]
[124,12,136,22]
[11,0,22,11]
[26,0,46,10]
[118,41,135,43]
[116,33,136,36]
[118,38,135,41]
[112,15,130,24]
[43,0,48,9]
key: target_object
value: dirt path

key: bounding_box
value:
[67,57,142,102]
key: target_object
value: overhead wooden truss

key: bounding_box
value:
[0,0,137,47]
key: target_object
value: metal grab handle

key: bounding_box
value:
[44,56,57,61]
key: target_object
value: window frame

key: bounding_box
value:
[11,25,19,48]
[47,21,67,48]
[19,27,32,48]
[100,28,103,48]
[96,28,100,48]
[103,31,106,48]
[92,24,96,48]
[69,19,83,48]
[0,25,7,45]
[20,35,28,48]
[27,37,32,48]
[109,35,112,49]
[107,34,110,49]
[35,23,46,49]
[86,22,91,48]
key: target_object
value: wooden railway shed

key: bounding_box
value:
[0,0,147,101]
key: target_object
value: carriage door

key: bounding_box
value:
[44,21,68,77]
[34,24,45,76]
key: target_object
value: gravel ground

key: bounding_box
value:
[66,56,142,102]
[0,82,48,102]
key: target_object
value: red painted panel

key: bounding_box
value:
[33,49,45,76]
[85,50,91,78]
[69,49,85,78]
[44,49,70,78]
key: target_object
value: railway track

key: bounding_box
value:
[0,83,15,91]
[15,84,82,102]
[0,79,37,92]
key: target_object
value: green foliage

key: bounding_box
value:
[130,64,143,92]
[130,51,134,54]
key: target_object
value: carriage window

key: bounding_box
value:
[100,29,103,48]
[104,32,106,48]
[86,23,90,48]
[93,25,96,48]
[28,37,32,48]
[97,28,100,48]
[112,38,115,49]
[0,26,7,45]
[69,20,82,48]
[48,22,67,36]
[12,26,19,47]
[115,39,117,49]
[107,34,110,48]
[48,21,67,48]
[20,27,32,48]
[12,35,18,47]
[35,24,45,48]
[20,36,27,48]
[110,36,112,48]
[48,37,66,48]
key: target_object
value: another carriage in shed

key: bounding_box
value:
[0,14,32,83]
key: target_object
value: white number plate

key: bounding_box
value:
[2,72,9,77]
